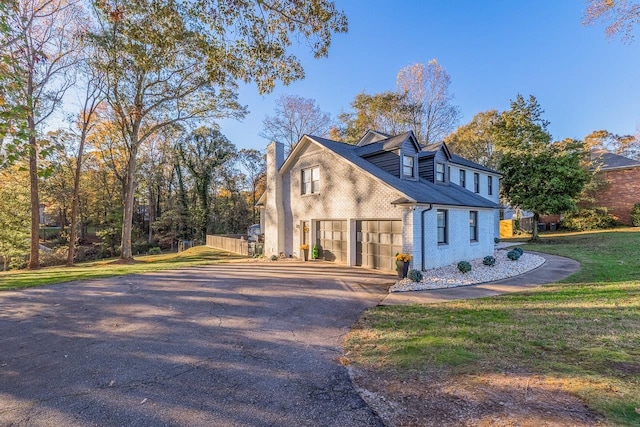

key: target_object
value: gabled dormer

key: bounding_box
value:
[418,142,452,184]
[356,129,392,146]
[356,130,421,180]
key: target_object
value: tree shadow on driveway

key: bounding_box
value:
[0,263,393,426]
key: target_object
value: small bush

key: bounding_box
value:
[507,249,521,261]
[40,247,68,267]
[270,254,278,261]
[494,237,501,244]
[561,208,617,231]
[148,247,161,255]
[457,261,472,273]
[482,255,496,267]
[631,203,640,227]
[407,269,423,282]
[512,247,524,256]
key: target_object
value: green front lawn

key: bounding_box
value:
[0,246,245,290]
[346,229,640,425]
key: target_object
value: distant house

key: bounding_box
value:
[258,130,501,271]
[591,150,640,225]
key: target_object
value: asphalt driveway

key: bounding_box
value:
[0,263,394,426]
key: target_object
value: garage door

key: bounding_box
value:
[356,220,403,271]
[316,220,347,263]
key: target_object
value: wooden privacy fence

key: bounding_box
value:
[206,235,249,256]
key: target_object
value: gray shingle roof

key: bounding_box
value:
[591,149,640,170]
[308,135,499,209]
[449,154,501,175]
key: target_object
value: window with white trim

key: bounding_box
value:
[301,166,320,195]
[403,155,414,178]
[488,176,493,195]
[437,209,448,244]
[436,163,445,182]
[460,169,466,188]
[474,172,480,193]
[469,211,478,242]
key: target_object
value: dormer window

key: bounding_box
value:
[436,163,445,182]
[403,155,414,178]
[302,166,320,194]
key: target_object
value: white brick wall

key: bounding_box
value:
[284,143,405,258]
[449,165,501,237]
[264,142,285,256]
[420,206,495,270]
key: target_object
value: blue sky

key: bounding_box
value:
[218,0,640,151]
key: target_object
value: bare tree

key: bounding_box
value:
[8,0,84,268]
[584,0,640,43]
[261,95,333,154]
[396,60,461,145]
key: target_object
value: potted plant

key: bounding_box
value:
[395,253,411,279]
[300,244,309,261]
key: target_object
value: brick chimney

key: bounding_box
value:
[264,142,285,256]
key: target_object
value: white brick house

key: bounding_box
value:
[259,130,501,271]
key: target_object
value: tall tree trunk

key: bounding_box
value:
[120,143,138,260]
[531,212,540,241]
[148,185,155,243]
[67,130,88,266]
[27,113,40,270]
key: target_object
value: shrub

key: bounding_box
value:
[512,247,524,256]
[631,203,640,227]
[494,237,501,244]
[482,255,496,267]
[507,249,521,261]
[133,239,154,254]
[40,247,68,267]
[148,247,161,255]
[270,254,278,261]
[457,261,472,273]
[561,208,617,231]
[407,269,423,282]
[312,244,319,259]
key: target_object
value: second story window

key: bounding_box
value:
[460,169,466,188]
[403,155,414,178]
[488,176,493,195]
[302,166,320,195]
[474,172,480,193]
[436,163,445,182]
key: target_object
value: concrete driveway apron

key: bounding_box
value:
[0,263,394,427]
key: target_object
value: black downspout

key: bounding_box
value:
[421,204,433,271]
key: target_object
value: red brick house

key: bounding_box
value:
[592,150,640,225]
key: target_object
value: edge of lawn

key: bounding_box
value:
[0,246,247,290]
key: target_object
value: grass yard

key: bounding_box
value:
[0,246,245,290]
[346,229,640,426]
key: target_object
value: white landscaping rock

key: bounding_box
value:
[389,250,545,293]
